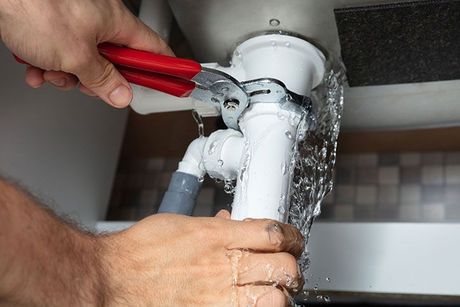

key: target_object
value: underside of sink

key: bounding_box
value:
[166,0,460,131]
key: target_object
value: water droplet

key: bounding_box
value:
[285,42,291,47]
[324,296,331,302]
[192,110,205,137]
[234,50,242,58]
[271,40,277,47]
[198,176,204,183]
[285,131,293,140]
[239,167,246,182]
[218,159,224,167]
[314,284,318,291]
[278,205,286,215]
[281,162,287,175]
[269,18,280,27]
[208,142,217,155]
[326,277,331,282]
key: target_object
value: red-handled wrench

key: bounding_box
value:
[13,43,249,129]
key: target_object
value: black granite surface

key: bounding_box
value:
[335,0,460,87]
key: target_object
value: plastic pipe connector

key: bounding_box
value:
[157,171,203,215]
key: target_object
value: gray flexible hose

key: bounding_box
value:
[157,171,202,215]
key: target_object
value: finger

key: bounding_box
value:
[43,70,78,91]
[78,84,98,97]
[111,11,174,56]
[74,50,132,108]
[215,210,231,219]
[225,220,304,257]
[238,252,302,290]
[25,66,45,88]
[238,285,288,307]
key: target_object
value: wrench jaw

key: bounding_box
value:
[191,69,249,130]
[191,71,312,131]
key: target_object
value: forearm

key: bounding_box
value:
[0,178,107,306]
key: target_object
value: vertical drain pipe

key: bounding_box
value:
[229,35,326,221]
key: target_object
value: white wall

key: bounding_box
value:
[0,43,128,227]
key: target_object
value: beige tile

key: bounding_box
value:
[357,153,378,167]
[336,185,355,203]
[356,185,377,205]
[400,152,421,167]
[445,165,460,184]
[399,204,421,221]
[422,204,445,221]
[378,186,399,205]
[333,205,354,221]
[378,167,400,185]
[421,166,444,185]
[400,184,422,204]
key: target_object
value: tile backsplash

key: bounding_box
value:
[107,152,460,223]
[321,152,460,222]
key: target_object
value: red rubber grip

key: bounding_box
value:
[98,43,202,80]
[117,67,195,98]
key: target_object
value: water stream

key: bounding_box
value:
[286,60,345,305]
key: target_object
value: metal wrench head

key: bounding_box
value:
[190,68,248,130]
[191,70,311,131]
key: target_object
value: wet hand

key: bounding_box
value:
[100,210,304,306]
[0,0,173,108]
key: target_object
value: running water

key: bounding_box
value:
[286,60,345,305]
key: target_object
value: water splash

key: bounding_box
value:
[286,60,345,304]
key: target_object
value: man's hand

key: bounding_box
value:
[101,211,304,306]
[0,0,173,108]
[0,178,304,306]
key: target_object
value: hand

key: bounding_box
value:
[0,0,173,108]
[101,210,304,306]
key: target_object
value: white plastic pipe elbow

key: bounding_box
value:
[177,137,207,178]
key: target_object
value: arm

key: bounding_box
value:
[0,177,304,306]
[0,178,107,305]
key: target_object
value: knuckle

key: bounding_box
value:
[263,220,286,249]
[279,253,299,277]
[85,60,115,89]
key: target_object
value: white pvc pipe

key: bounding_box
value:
[231,34,326,96]
[231,103,302,221]
[177,137,207,178]
[202,129,244,181]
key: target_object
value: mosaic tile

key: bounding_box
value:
[400,152,421,167]
[445,165,460,184]
[356,185,378,205]
[378,185,399,205]
[354,205,376,221]
[421,152,443,165]
[357,168,378,184]
[421,166,444,185]
[333,205,354,221]
[400,166,421,184]
[422,204,445,221]
[379,153,400,166]
[378,166,400,185]
[357,153,378,167]
[422,185,445,204]
[400,184,422,204]
[335,185,355,204]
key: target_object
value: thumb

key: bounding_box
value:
[75,51,132,108]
